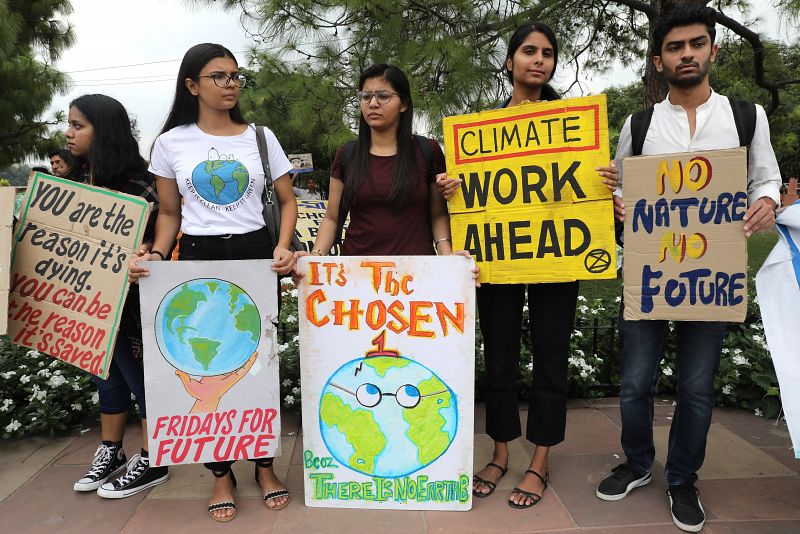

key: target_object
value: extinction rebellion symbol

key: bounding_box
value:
[584,249,611,273]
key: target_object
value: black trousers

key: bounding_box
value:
[178,228,276,473]
[477,281,579,447]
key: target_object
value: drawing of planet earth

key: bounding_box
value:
[191,158,249,205]
[319,355,457,478]
[155,279,260,376]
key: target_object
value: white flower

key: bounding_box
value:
[292,387,301,395]
[282,379,293,387]
[90,392,99,405]
[754,408,763,417]
[47,374,68,388]
[0,371,16,379]
[577,295,587,302]
[37,369,51,378]
[722,385,733,395]
[614,296,621,303]
[752,334,764,343]
[662,367,673,377]
[722,348,730,354]
[526,362,533,371]
[5,420,21,433]
[284,395,295,406]
[290,288,298,298]
[733,370,740,378]
[72,382,82,391]
[578,305,589,314]
[572,330,583,338]
[0,399,12,412]
[70,403,83,411]
[733,348,743,356]
[27,350,40,358]
[20,375,31,384]
[38,361,45,367]
[49,360,59,368]
[580,371,588,378]
[30,385,47,402]
[732,355,750,366]
[277,343,289,353]
[292,335,299,343]
[285,314,297,323]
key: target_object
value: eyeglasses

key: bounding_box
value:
[355,90,399,104]
[197,72,247,89]
[329,382,448,409]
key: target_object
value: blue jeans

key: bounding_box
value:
[91,334,147,418]
[618,303,727,486]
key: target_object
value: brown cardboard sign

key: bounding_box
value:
[622,148,748,322]
[7,173,151,377]
[0,187,16,335]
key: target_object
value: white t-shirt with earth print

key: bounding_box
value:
[149,123,291,235]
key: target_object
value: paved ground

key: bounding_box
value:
[1,398,798,533]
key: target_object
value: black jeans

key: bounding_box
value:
[477,281,579,447]
[178,228,275,473]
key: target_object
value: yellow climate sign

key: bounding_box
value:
[443,95,616,284]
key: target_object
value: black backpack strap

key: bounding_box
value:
[728,98,757,148]
[630,106,655,157]
[413,134,435,182]
[334,140,357,245]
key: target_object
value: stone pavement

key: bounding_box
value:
[1,398,798,534]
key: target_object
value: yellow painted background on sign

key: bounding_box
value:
[443,95,616,284]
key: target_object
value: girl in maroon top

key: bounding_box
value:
[300,63,457,257]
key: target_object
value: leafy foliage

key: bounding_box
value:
[0,0,75,166]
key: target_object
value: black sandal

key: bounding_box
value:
[254,458,291,511]
[208,468,237,523]
[508,469,548,509]
[472,461,508,498]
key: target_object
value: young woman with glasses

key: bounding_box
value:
[438,22,618,509]
[295,63,476,266]
[128,42,296,522]
[66,94,169,499]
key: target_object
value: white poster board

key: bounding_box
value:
[139,260,281,466]
[298,256,476,510]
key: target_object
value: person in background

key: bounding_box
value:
[292,174,323,200]
[49,148,74,177]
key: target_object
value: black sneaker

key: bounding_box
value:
[74,442,127,491]
[668,484,705,532]
[96,453,169,499]
[596,462,652,501]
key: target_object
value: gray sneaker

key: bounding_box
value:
[74,443,127,491]
[596,462,652,501]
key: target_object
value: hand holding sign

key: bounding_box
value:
[176,352,258,413]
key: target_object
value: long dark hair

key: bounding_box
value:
[157,43,246,138]
[68,94,148,188]
[344,64,416,210]
[506,22,560,101]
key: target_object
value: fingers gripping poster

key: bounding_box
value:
[139,260,281,466]
[298,256,476,511]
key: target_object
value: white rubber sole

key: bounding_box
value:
[96,473,169,499]
[73,464,127,492]
[669,493,706,532]
[595,472,652,501]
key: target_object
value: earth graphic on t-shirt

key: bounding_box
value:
[191,156,250,205]
[155,279,260,376]
[319,354,457,478]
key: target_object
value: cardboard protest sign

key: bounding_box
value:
[139,260,281,466]
[1,187,16,335]
[757,203,800,457]
[298,256,475,510]
[623,148,748,321]
[295,200,348,255]
[7,173,150,377]
[443,95,616,284]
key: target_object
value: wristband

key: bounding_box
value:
[434,237,451,246]
[150,250,166,260]
[311,249,324,256]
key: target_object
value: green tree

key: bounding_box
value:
[202,0,800,131]
[0,0,74,167]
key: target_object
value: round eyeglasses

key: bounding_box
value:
[197,72,247,89]
[329,382,448,409]
[355,90,399,104]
